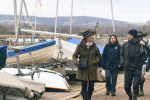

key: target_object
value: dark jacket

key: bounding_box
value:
[72,43,100,81]
[120,38,150,71]
[101,42,122,71]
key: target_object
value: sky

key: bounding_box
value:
[0,0,150,23]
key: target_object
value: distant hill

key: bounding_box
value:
[147,21,150,24]
[0,14,129,26]
[130,22,148,26]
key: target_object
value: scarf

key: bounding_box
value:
[86,41,93,49]
[110,42,117,48]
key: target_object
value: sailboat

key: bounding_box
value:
[6,0,82,67]
[1,68,70,90]
[2,0,82,91]
[6,40,56,66]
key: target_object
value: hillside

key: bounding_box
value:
[0,14,129,26]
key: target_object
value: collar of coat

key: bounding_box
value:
[109,42,118,48]
[80,42,96,50]
[128,38,140,45]
[86,41,93,49]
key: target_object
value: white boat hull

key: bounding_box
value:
[6,45,55,66]
[1,68,70,90]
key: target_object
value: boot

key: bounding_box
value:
[139,80,145,96]
[81,90,87,100]
[106,91,110,95]
[127,91,132,100]
[87,89,94,100]
[133,92,138,100]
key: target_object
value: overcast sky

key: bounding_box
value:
[1,0,150,23]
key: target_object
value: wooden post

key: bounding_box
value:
[30,37,32,44]
[9,38,11,47]
[23,38,26,46]
[95,23,99,39]
[0,40,2,46]
[45,36,47,42]
[42,37,44,42]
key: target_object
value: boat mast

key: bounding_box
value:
[23,0,34,30]
[23,0,29,21]
[14,0,24,45]
[70,0,73,35]
[33,0,38,44]
[55,0,59,38]
[110,0,115,34]
[13,0,18,45]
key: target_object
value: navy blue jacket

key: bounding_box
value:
[101,43,122,71]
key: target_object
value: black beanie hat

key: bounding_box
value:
[128,29,137,38]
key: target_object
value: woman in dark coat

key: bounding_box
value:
[101,35,122,96]
[72,30,100,100]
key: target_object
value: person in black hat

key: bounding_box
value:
[72,30,101,100]
[120,29,150,100]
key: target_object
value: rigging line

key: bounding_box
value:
[128,0,143,31]
[44,0,51,14]
[61,0,65,24]
[30,0,37,23]
[108,0,112,34]
[107,0,110,27]
[75,1,79,26]
[22,12,26,29]
[23,13,31,46]
[103,0,107,28]
[80,0,88,29]
[73,0,78,33]
[105,0,109,27]
[43,0,53,30]
[104,0,105,19]
[103,0,106,34]
[23,14,28,44]
[37,0,46,31]
[40,0,50,29]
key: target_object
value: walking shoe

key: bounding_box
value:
[106,91,110,95]
[111,93,116,96]
[139,80,145,96]
[81,90,87,100]
[88,89,94,100]
[133,92,138,100]
[127,91,132,100]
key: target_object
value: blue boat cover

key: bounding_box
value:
[67,37,104,53]
[34,37,45,42]
[0,45,7,52]
[7,40,56,57]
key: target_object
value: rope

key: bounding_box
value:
[37,0,46,31]
[62,0,66,25]
[43,0,53,30]
[80,0,89,29]
[107,0,110,27]
[30,0,37,22]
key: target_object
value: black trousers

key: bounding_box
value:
[124,70,142,93]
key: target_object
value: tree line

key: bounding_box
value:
[0,23,150,36]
